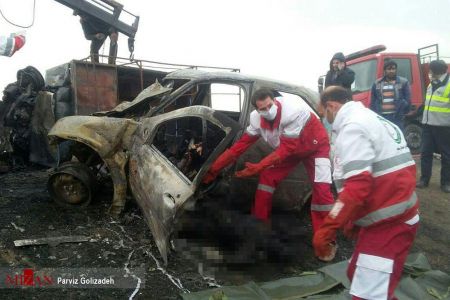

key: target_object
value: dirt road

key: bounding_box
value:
[411,156,450,274]
[0,157,448,299]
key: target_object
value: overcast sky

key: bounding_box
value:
[1,0,450,93]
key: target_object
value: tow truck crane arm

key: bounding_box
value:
[54,0,139,55]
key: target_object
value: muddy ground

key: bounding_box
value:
[0,157,448,299]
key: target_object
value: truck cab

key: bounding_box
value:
[319,45,442,154]
[349,49,425,117]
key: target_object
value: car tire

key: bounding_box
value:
[404,122,422,155]
[48,161,97,208]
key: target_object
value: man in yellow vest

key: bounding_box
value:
[417,60,450,193]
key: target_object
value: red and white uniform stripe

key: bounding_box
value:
[0,33,26,57]
[228,97,334,232]
[332,101,419,300]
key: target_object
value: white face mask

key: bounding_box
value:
[259,103,278,121]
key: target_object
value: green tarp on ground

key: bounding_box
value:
[181,253,450,300]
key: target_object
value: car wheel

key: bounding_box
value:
[48,161,97,208]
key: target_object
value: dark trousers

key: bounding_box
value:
[383,113,404,131]
[90,37,105,63]
[89,34,118,64]
[420,125,450,186]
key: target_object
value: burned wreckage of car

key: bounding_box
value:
[0,58,174,171]
[3,67,320,264]
[0,66,53,171]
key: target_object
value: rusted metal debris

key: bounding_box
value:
[14,235,89,247]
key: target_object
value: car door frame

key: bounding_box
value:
[128,106,240,264]
[229,84,319,212]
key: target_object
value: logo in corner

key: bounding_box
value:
[4,269,54,287]
[377,116,402,144]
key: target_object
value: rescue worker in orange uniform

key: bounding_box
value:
[314,86,419,300]
[204,88,336,260]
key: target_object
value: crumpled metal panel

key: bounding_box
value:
[129,146,195,264]
[128,106,240,264]
[94,80,171,116]
[29,91,57,166]
[49,116,139,215]
[48,116,138,158]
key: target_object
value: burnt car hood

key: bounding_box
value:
[48,116,138,158]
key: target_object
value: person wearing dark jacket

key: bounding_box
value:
[370,59,411,130]
[417,60,450,193]
[324,52,355,89]
[76,11,118,64]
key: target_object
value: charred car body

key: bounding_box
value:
[0,66,50,170]
[47,69,319,264]
[1,57,234,170]
[0,58,172,170]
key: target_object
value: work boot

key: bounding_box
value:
[441,184,450,193]
[416,179,429,189]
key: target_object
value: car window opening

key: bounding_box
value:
[159,82,245,123]
[152,117,226,181]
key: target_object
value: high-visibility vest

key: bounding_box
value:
[422,74,450,126]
